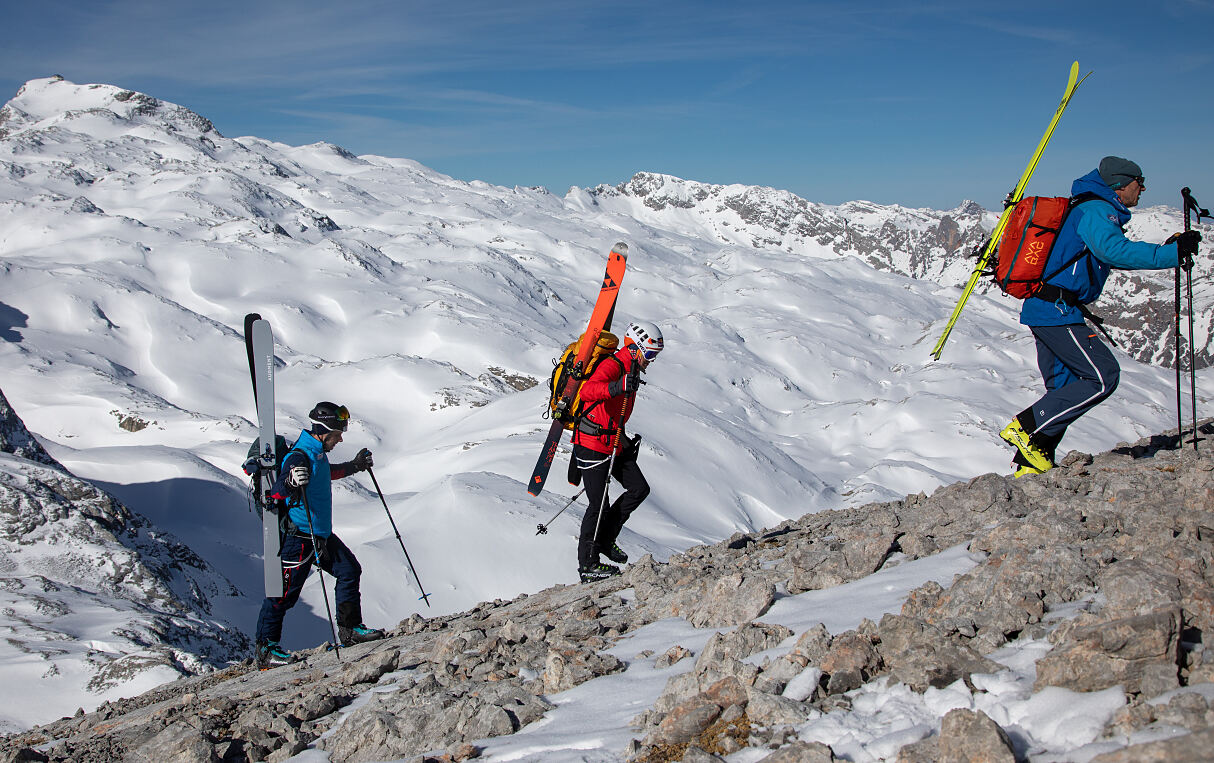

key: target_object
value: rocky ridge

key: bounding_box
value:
[3,422,1212,762]
[0,387,250,727]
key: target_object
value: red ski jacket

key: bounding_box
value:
[571,346,637,455]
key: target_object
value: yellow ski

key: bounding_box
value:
[930,61,1091,360]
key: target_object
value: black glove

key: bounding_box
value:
[351,447,374,472]
[312,535,330,565]
[607,363,644,398]
[622,434,642,462]
[1167,230,1202,266]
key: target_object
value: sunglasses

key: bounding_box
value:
[1132,175,1146,191]
[641,347,661,361]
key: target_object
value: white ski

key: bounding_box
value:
[246,314,283,597]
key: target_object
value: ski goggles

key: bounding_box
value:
[640,347,661,361]
[314,405,350,432]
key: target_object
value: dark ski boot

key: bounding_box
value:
[579,562,621,583]
[339,624,386,646]
[255,641,298,670]
[598,542,628,564]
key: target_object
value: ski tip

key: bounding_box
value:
[612,242,629,259]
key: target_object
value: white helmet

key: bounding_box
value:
[625,320,664,360]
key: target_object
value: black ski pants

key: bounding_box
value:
[255,532,363,644]
[573,443,650,568]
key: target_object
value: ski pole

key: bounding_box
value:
[1174,247,1183,444]
[299,489,341,659]
[536,487,586,535]
[366,467,431,608]
[590,435,622,551]
[1182,188,1211,451]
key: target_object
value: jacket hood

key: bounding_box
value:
[1071,169,1129,214]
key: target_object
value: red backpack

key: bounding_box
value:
[992,193,1100,299]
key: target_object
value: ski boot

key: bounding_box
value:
[999,419,1054,473]
[255,641,298,670]
[579,562,621,583]
[339,624,386,646]
[598,542,628,564]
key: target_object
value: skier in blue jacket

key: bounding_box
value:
[254,401,384,668]
[1000,157,1201,476]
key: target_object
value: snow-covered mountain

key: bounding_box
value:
[1,76,1210,731]
[589,172,1214,369]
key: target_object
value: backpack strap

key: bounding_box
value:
[574,354,627,435]
[1036,192,1105,287]
[1030,192,1119,347]
[277,447,316,536]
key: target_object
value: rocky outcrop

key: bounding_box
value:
[3,423,1213,761]
[0,386,249,723]
[0,387,60,468]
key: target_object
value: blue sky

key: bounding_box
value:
[3,0,1212,210]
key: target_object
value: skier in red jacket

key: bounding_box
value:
[572,320,664,582]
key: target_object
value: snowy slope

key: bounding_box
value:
[1,76,1210,731]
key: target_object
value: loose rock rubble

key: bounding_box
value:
[1,423,1211,761]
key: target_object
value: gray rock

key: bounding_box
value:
[1088,726,1214,762]
[757,741,836,762]
[542,644,624,692]
[1035,607,1181,697]
[341,648,400,686]
[680,745,725,763]
[819,631,881,695]
[877,614,1002,691]
[687,573,776,628]
[1097,560,1183,618]
[935,708,1016,762]
[744,687,812,726]
[695,622,793,672]
[125,722,218,763]
[788,532,896,593]
[644,696,721,746]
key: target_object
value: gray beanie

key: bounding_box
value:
[1098,156,1143,190]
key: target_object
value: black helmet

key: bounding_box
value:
[309,401,349,432]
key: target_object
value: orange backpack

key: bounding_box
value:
[547,331,619,430]
[993,193,1100,298]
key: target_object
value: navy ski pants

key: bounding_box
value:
[1022,323,1121,440]
[574,443,649,568]
[255,532,362,644]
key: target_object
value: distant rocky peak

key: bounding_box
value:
[5,77,217,139]
[0,387,60,469]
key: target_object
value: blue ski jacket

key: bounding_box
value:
[272,429,335,537]
[1020,169,1180,326]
